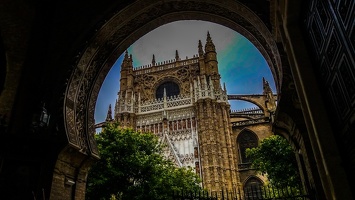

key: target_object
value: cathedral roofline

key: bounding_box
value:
[133,54,199,70]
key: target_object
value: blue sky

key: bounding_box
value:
[95,20,276,124]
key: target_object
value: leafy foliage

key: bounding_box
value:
[86,123,202,200]
[246,135,301,188]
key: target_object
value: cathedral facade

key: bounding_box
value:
[104,33,277,192]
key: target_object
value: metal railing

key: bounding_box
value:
[172,184,313,200]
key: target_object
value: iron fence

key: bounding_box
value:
[172,185,313,200]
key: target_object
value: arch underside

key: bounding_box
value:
[228,95,272,112]
[64,0,282,158]
[243,176,264,186]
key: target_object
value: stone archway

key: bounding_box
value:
[60,0,283,199]
[54,1,355,199]
[64,0,282,158]
[0,0,353,199]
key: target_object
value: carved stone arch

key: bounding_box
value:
[63,0,282,161]
[272,111,318,194]
[237,128,259,141]
[243,175,264,199]
[273,112,303,151]
[243,175,264,187]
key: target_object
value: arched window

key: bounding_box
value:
[244,177,263,199]
[244,176,263,189]
[156,81,180,99]
[237,130,258,163]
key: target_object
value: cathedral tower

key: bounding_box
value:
[194,32,237,191]
[116,51,136,128]
[110,33,274,192]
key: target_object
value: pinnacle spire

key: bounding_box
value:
[198,40,204,57]
[129,54,133,65]
[124,50,129,60]
[205,31,216,53]
[121,50,133,69]
[152,54,156,65]
[263,77,273,95]
[263,77,276,113]
[175,50,179,61]
[106,104,113,121]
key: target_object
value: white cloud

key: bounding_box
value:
[128,20,237,67]
[95,20,276,123]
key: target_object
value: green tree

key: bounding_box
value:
[86,123,202,200]
[246,135,300,188]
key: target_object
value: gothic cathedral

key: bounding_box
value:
[101,32,276,192]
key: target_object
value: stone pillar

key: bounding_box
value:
[196,99,235,192]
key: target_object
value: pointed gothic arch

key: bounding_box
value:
[237,129,259,164]
[63,0,282,161]
[243,176,264,199]
[243,176,264,188]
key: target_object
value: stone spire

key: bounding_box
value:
[106,104,113,121]
[123,50,129,66]
[120,50,134,98]
[263,77,272,95]
[124,50,129,60]
[152,54,156,66]
[263,77,276,114]
[121,50,133,70]
[202,31,218,79]
[175,50,179,61]
[198,40,204,57]
[129,54,133,66]
[205,31,216,53]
